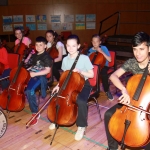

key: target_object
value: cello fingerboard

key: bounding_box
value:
[132,66,148,101]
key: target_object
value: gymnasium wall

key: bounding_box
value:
[0,0,150,48]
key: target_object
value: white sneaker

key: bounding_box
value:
[49,123,55,130]
[75,127,85,141]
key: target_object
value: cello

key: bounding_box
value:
[80,42,89,55]
[108,63,150,149]
[47,42,59,59]
[47,52,84,144]
[14,41,28,61]
[89,47,106,69]
[14,28,29,61]
[14,42,28,55]
[0,50,30,112]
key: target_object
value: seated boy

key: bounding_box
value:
[88,34,114,101]
[25,36,53,126]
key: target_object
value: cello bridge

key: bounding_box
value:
[9,87,16,91]
[128,107,137,112]
[57,96,65,99]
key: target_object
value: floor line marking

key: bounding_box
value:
[23,109,108,149]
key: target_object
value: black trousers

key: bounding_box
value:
[53,55,67,81]
[76,80,92,127]
[53,61,62,81]
[100,66,109,92]
[104,104,150,150]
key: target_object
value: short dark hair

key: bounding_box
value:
[92,34,101,40]
[132,31,150,47]
[67,34,80,44]
[35,36,47,44]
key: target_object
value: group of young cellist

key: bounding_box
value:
[0,27,150,149]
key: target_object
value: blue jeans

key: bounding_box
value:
[0,68,11,90]
[25,76,47,113]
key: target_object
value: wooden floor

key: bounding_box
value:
[0,62,144,150]
[0,84,114,150]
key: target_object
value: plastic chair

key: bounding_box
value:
[107,50,117,93]
[45,65,54,92]
[107,50,116,76]
[0,53,20,92]
[0,53,20,80]
[60,31,72,41]
[88,64,102,121]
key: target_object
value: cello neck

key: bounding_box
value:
[15,36,24,54]
[47,42,56,53]
[58,52,81,94]
[11,50,27,84]
[133,62,149,101]
[91,51,98,64]
[11,61,23,84]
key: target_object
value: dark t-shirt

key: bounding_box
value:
[29,51,52,72]
[121,58,145,75]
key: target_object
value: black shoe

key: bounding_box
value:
[106,91,114,101]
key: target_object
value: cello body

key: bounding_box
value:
[14,43,28,55]
[108,74,150,147]
[14,43,28,61]
[47,71,85,126]
[47,44,59,59]
[89,52,106,69]
[0,63,30,111]
[80,42,89,55]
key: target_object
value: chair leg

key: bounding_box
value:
[93,97,102,121]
